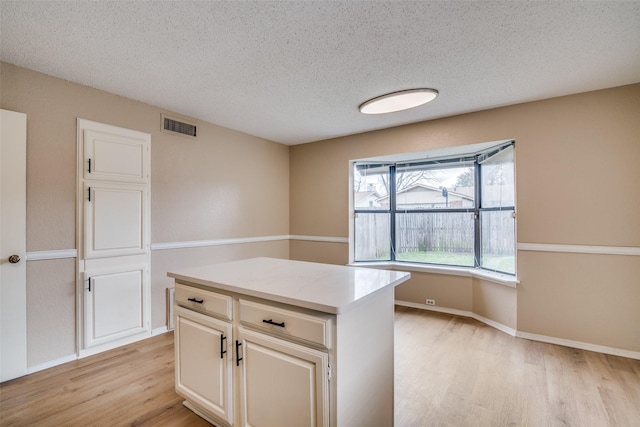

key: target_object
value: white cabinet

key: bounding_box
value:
[84,182,147,259]
[175,306,234,425]
[83,127,149,183]
[174,283,331,427]
[77,119,151,356]
[238,327,329,427]
[170,258,408,427]
[84,266,147,348]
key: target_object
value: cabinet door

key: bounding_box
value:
[84,266,147,348]
[238,327,329,427]
[175,306,234,426]
[84,182,147,259]
[83,128,149,183]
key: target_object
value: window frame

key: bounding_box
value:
[352,140,516,276]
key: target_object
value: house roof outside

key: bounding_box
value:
[376,184,474,208]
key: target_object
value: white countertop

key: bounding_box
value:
[167,257,411,314]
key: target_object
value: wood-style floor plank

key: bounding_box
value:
[2,307,639,426]
[394,306,640,427]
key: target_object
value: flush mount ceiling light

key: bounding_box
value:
[359,88,439,114]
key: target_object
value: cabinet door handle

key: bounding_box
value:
[262,319,285,328]
[187,297,204,304]
[220,334,227,359]
[235,340,243,366]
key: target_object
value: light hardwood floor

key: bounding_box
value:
[1,307,639,426]
[394,306,640,427]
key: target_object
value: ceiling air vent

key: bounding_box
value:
[161,114,197,138]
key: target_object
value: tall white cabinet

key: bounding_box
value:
[77,119,151,356]
[169,257,411,427]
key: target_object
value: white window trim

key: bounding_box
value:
[349,138,517,278]
[349,261,519,287]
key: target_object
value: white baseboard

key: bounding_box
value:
[395,300,516,336]
[516,331,640,360]
[27,354,77,375]
[472,313,517,336]
[78,332,152,359]
[396,300,472,317]
[25,328,171,376]
[396,300,639,360]
[152,326,169,335]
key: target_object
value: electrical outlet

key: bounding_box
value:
[426,299,436,306]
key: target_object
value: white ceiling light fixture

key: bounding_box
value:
[359,88,439,114]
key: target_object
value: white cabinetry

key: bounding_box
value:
[169,258,409,427]
[77,119,151,356]
[174,283,330,427]
[84,182,147,259]
[82,127,149,183]
[84,266,147,348]
[237,327,329,426]
[175,306,234,425]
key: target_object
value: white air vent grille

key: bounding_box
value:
[161,114,197,138]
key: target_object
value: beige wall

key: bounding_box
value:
[518,251,640,350]
[290,83,640,352]
[395,272,473,312]
[2,59,638,368]
[289,240,349,265]
[1,63,290,367]
[472,279,517,330]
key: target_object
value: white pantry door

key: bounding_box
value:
[0,109,27,382]
[77,119,151,356]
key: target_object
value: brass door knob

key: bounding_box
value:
[8,255,21,264]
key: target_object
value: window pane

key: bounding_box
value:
[354,213,390,261]
[481,210,515,274]
[395,166,474,210]
[395,212,474,266]
[353,164,390,210]
[481,145,515,208]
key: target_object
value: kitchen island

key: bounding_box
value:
[168,257,410,427]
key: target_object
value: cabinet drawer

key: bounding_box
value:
[175,283,232,321]
[239,299,331,348]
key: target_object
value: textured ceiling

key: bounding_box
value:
[1,1,639,145]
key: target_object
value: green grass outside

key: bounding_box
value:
[395,250,515,274]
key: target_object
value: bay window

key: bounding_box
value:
[353,140,516,275]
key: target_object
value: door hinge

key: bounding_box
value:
[328,363,332,381]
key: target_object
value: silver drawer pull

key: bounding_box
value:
[262,319,285,328]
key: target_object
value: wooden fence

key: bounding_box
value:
[355,211,514,260]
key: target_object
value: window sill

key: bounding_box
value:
[348,261,519,288]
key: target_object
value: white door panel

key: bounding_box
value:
[85,267,146,348]
[0,109,27,382]
[83,128,148,183]
[175,306,234,425]
[238,328,329,427]
[85,183,146,259]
